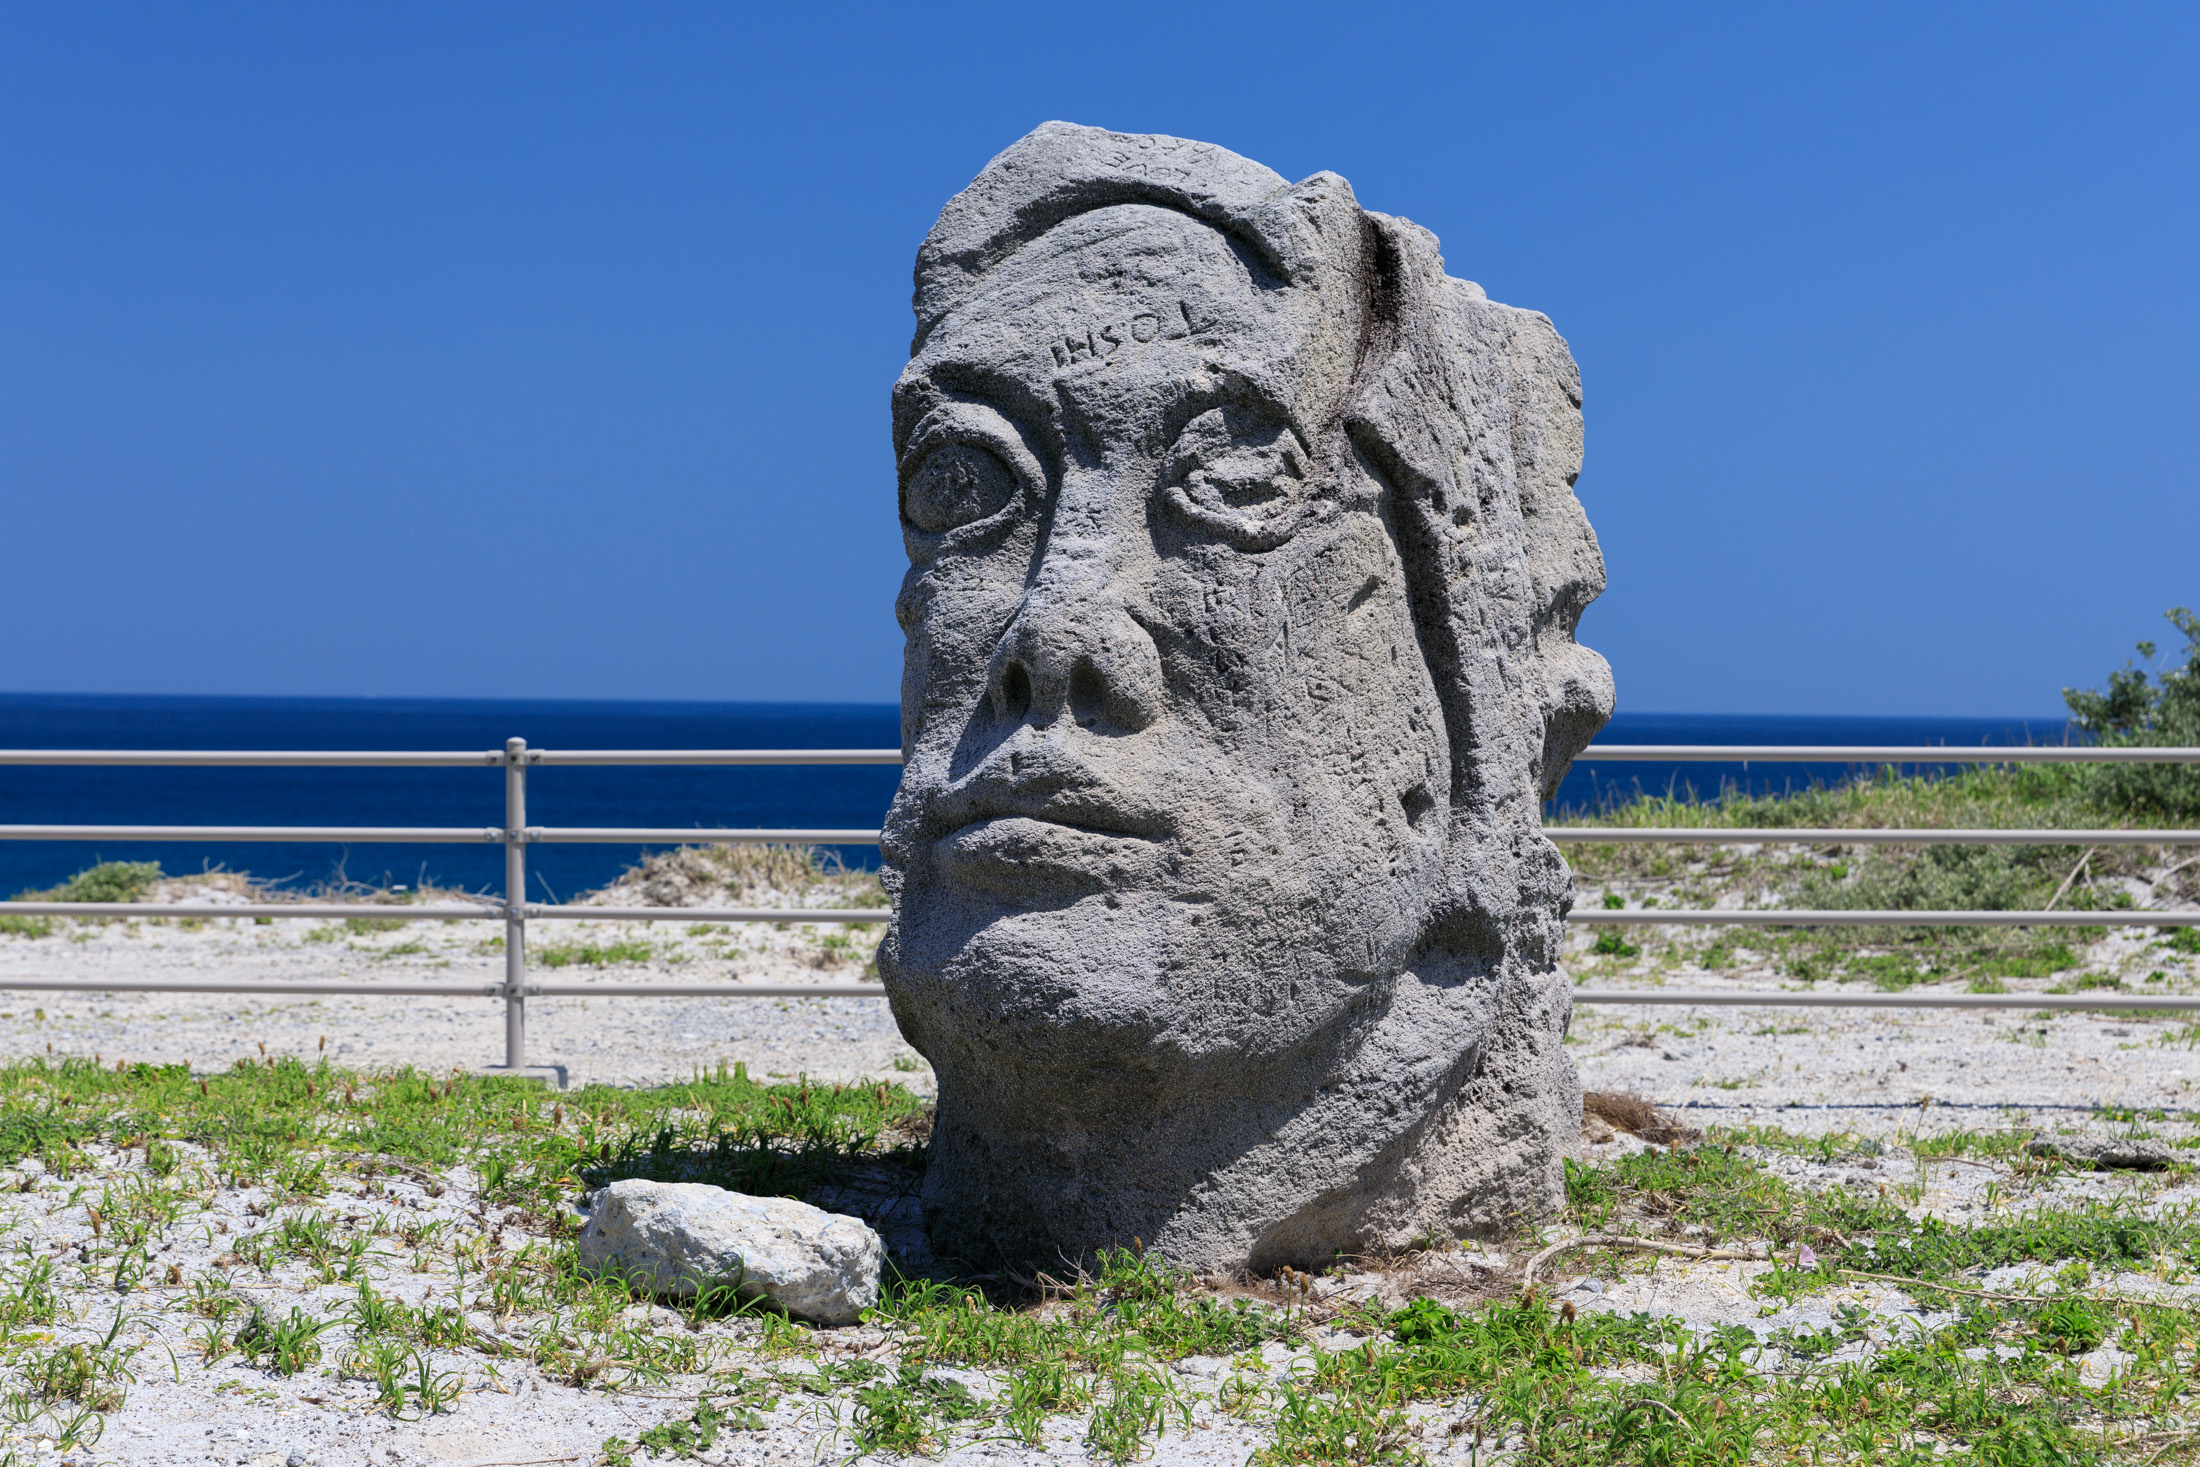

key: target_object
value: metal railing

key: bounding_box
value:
[0,739,901,1074]
[2,740,2198,1075]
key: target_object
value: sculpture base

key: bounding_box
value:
[918,969,1580,1274]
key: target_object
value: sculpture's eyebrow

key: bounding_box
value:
[893,360,1057,460]
[1160,381,1307,456]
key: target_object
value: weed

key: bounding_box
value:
[235,1305,337,1375]
[537,941,652,968]
[841,1364,984,1456]
[638,1393,733,1457]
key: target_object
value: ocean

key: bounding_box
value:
[0,693,2070,900]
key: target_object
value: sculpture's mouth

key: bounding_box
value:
[933,811,1170,898]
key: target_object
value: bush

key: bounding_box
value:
[1795,843,2053,912]
[15,861,164,904]
[2064,607,2200,819]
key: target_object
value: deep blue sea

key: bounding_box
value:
[0,694,2070,899]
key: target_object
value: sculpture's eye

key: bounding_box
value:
[903,441,1020,534]
[1161,406,1316,550]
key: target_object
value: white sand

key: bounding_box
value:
[1,882,2197,1464]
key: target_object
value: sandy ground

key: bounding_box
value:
[3,890,2198,1464]
[0,885,922,1093]
[5,1123,2192,1467]
[1560,912,2200,1140]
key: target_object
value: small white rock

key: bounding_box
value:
[576,1179,883,1325]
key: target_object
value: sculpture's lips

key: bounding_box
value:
[933,814,1169,897]
[928,781,1173,846]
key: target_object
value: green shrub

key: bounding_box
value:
[2065,606,2200,819]
[1796,843,2052,912]
[16,860,164,905]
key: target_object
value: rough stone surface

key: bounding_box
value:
[879,122,1613,1272]
[576,1179,883,1324]
[2028,1134,2179,1170]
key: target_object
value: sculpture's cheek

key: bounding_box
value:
[1129,515,1450,1033]
[896,532,1038,738]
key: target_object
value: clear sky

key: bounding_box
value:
[3,3,2193,716]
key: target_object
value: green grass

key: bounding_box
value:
[0,1055,924,1217]
[1,1054,2195,1462]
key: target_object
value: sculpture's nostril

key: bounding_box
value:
[1068,659,1109,727]
[997,662,1033,722]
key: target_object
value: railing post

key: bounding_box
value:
[503,736,527,1070]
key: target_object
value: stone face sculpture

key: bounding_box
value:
[878,123,1614,1272]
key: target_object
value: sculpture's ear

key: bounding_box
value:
[1242,170,1370,295]
[1340,214,1612,812]
[1503,310,1614,797]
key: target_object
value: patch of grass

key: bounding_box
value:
[537,941,653,968]
[0,914,54,938]
[0,1055,926,1224]
[344,916,407,935]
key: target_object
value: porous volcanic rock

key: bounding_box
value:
[576,1179,883,1324]
[878,122,1612,1272]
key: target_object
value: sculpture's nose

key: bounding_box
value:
[986,543,1162,735]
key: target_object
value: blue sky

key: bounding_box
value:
[2,3,2193,716]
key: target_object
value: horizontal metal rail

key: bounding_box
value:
[1571,908,2197,927]
[0,750,507,768]
[1572,988,2200,1011]
[535,905,881,924]
[0,825,508,843]
[9,745,2197,766]
[529,827,882,845]
[0,748,905,767]
[0,976,883,999]
[0,902,886,923]
[10,902,2189,929]
[523,981,882,997]
[529,750,903,766]
[1573,745,2200,763]
[4,902,498,920]
[11,823,2194,850]
[0,824,884,845]
[1546,827,2200,845]
[0,970,2184,1013]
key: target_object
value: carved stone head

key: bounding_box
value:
[878,123,1613,1272]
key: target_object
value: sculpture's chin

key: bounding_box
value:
[883,896,1372,1093]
